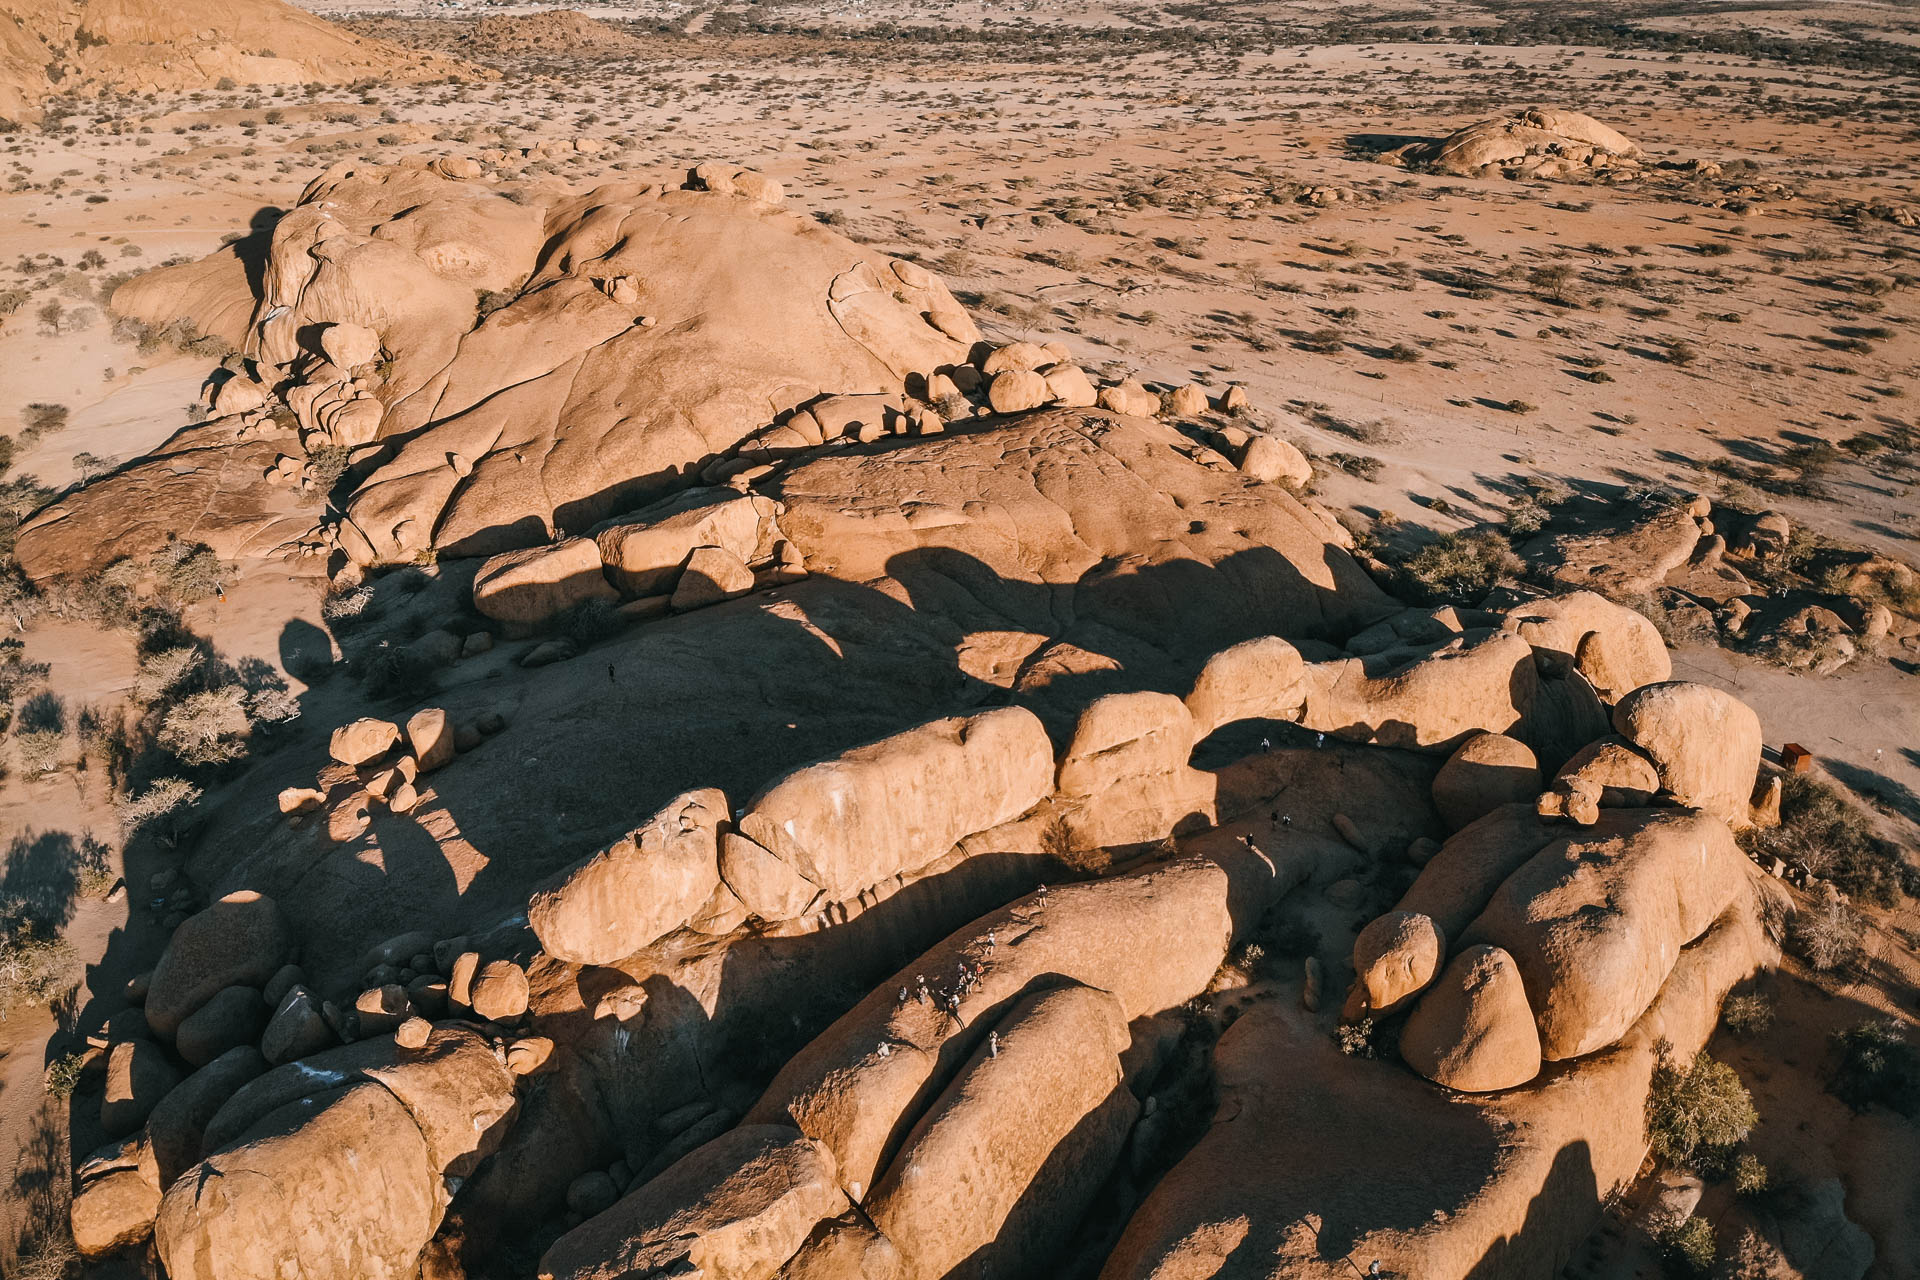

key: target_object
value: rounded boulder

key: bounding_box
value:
[1399,945,1541,1093]
[1432,732,1543,832]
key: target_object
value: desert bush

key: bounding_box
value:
[0,910,74,1015]
[1400,530,1522,605]
[305,445,351,497]
[355,640,435,699]
[1659,1214,1716,1278]
[153,540,222,602]
[321,582,376,626]
[1738,774,1913,906]
[117,775,202,844]
[8,1236,78,1280]
[1786,883,1864,972]
[1506,495,1550,536]
[1330,452,1383,480]
[1828,1018,1918,1115]
[43,1051,86,1098]
[130,645,202,705]
[14,728,63,774]
[1335,1018,1375,1058]
[156,685,251,766]
[1722,1229,1790,1280]
[1721,992,1774,1038]
[1646,1045,1757,1168]
[1732,1151,1770,1198]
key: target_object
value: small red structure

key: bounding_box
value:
[1781,743,1814,774]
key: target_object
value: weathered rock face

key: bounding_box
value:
[748,859,1232,1197]
[1400,945,1542,1092]
[738,708,1055,905]
[1183,635,1305,737]
[472,538,618,628]
[1298,631,1539,753]
[1525,505,1703,599]
[319,173,976,563]
[1104,880,1775,1280]
[530,788,728,965]
[1431,732,1542,831]
[1052,691,1214,848]
[539,1125,848,1280]
[864,984,1138,1279]
[1347,911,1446,1019]
[157,1027,517,1280]
[11,414,318,581]
[770,410,1396,651]
[144,891,293,1041]
[1395,804,1565,943]
[1611,682,1763,826]
[1462,808,1750,1060]
[1418,107,1643,178]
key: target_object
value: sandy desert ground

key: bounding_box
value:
[0,1,1916,1277]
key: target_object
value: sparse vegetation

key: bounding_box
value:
[1399,530,1523,605]
[1828,1018,1918,1115]
[1646,1045,1757,1169]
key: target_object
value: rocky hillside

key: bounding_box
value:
[0,0,475,124]
[15,151,1910,1280]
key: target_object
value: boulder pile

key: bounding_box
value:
[1406,107,1646,181]
[51,156,1807,1280]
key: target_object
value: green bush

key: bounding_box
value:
[1660,1215,1717,1278]
[1732,1151,1770,1197]
[43,1051,86,1098]
[1646,1047,1757,1168]
[1399,530,1523,605]
[1829,1018,1919,1115]
[1722,992,1774,1038]
[1787,884,1864,973]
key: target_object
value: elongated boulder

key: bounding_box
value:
[1462,807,1749,1060]
[157,1082,443,1280]
[594,490,777,596]
[538,1125,847,1280]
[159,1027,518,1280]
[472,537,617,628]
[529,789,728,965]
[145,890,293,1041]
[1298,631,1538,753]
[1611,682,1763,826]
[1400,945,1541,1092]
[865,984,1138,1279]
[1183,635,1305,737]
[1393,804,1562,944]
[748,858,1233,1197]
[146,1047,269,1188]
[738,707,1053,904]
[1432,732,1542,832]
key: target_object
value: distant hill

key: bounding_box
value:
[466,9,643,57]
[0,0,480,124]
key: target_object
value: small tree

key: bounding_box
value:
[157,685,251,766]
[1646,1045,1757,1168]
[130,645,202,705]
[118,776,202,846]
